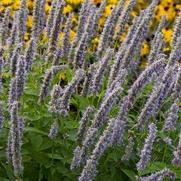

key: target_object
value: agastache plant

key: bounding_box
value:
[138,168,176,181]
[0,0,181,180]
[136,123,157,170]
[172,133,181,166]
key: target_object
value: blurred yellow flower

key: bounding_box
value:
[66,0,82,5]
[107,0,118,5]
[1,0,13,6]
[155,4,176,21]
[63,5,73,14]
[12,1,20,10]
[70,30,76,41]
[104,4,114,17]
[162,28,173,43]
[141,42,150,56]
[27,15,33,28]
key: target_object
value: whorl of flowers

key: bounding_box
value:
[0,102,4,129]
[68,0,90,63]
[70,146,82,170]
[148,16,166,64]
[15,56,26,99]
[48,0,65,53]
[58,69,85,116]
[137,65,178,129]
[168,34,181,66]
[8,78,17,110]
[163,99,179,132]
[73,32,88,69]
[74,0,90,43]
[114,0,136,40]
[77,106,95,144]
[0,7,11,46]
[172,133,181,166]
[46,0,58,37]
[136,123,157,170]
[0,50,3,90]
[74,128,98,168]
[48,120,59,139]
[92,85,122,129]
[128,58,167,101]
[7,101,24,178]
[77,85,122,166]
[38,0,46,34]
[39,65,67,103]
[8,12,18,49]
[81,63,96,96]
[10,44,22,76]
[92,0,107,32]
[81,6,97,46]
[108,4,153,86]
[96,6,118,57]
[172,68,181,99]
[105,68,127,99]
[31,0,42,41]
[17,0,28,44]
[24,38,36,72]
[172,14,181,47]
[122,136,134,161]
[91,49,113,94]
[61,14,73,59]
[79,120,115,181]
[138,168,176,181]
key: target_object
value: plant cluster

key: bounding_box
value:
[0,0,180,181]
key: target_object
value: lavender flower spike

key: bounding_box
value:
[163,99,179,132]
[49,84,63,113]
[92,49,113,94]
[70,146,82,170]
[17,0,28,43]
[62,14,73,59]
[79,120,115,181]
[77,106,95,144]
[15,56,26,99]
[9,102,24,178]
[39,65,67,103]
[48,121,59,139]
[46,0,58,37]
[137,123,157,171]
[8,78,17,110]
[172,132,181,166]
[0,8,11,46]
[0,102,4,129]
[138,168,176,181]
[58,69,85,116]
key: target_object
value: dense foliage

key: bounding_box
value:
[0,0,181,181]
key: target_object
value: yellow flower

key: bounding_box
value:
[12,1,20,10]
[93,0,101,4]
[1,0,13,6]
[162,28,173,43]
[141,41,150,56]
[63,4,73,14]
[107,0,118,5]
[45,3,51,14]
[0,6,5,13]
[24,32,30,42]
[155,3,176,21]
[70,30,76,41]
[66,0,82,5]
[27,0,34,10]
[27,15,33,28]
[104,4,114,17]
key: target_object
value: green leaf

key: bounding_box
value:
[121,169,136,181]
